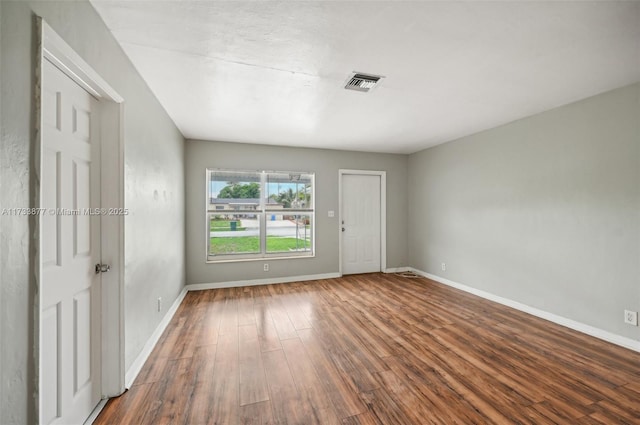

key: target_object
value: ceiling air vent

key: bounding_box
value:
[345,72,383,92]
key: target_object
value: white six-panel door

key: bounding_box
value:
[341,174,381,274]
[41,58,102,425]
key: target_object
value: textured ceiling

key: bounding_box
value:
[91,1,640,154]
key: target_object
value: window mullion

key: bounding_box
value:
[260,172,267,255]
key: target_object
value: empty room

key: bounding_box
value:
[1,1,639,424]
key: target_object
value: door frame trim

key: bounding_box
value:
[338,169,387,275]
[35,18,126,420]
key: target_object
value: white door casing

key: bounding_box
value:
[340,172,385,275]
[41,58,102,424]
[37,18,126,424]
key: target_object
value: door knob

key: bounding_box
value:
[95,263,111,274]
[342,227,345,232]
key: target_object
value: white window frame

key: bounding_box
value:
[206,169,315,262]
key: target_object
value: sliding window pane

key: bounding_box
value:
[266,214,312,254]
[209,170,261,211]
[265,172,313,210]
[209,213,261,256]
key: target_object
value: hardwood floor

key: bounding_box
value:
[94,273,640,424]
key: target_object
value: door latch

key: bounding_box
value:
[95,263,111,274]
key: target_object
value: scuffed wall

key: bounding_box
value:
[0,2,185,423]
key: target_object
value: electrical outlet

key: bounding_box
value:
[263,263,269,272]
[157,297,162,313]
[441,263,446,271]
[624,310,638,326]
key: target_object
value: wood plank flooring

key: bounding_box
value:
[94,273,640,424]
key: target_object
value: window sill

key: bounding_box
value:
[206,253,315,264]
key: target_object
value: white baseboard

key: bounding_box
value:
[124,287,188,388]
[408,267,640,353]
[383,267,410,273]
[186,272,341,291]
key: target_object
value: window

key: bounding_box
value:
[207,169,314,261]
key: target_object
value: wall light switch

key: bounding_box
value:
[328,211,335,217]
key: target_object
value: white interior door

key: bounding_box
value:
[341,174,381,274]
[41,58,102,425]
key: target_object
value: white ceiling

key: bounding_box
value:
[91,1,640,154]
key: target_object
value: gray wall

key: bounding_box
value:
[186,140,408,285]
[408,83,640,341]
[0,2,185,423]
[0,3,4,423]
